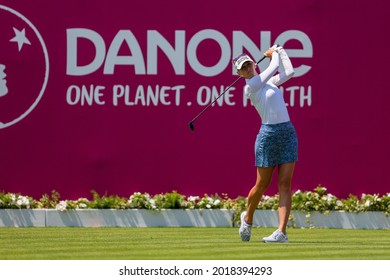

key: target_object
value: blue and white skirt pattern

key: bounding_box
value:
[255,121,298,167]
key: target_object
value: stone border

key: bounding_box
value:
[1,209,389,229]
[254,210,390,229]
[0,209,233,227]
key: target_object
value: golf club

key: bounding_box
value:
[188,55,267,131]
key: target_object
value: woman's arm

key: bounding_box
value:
[270,47,295,86]
[246,51,279,93]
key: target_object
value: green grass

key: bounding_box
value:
[1,227,389,260]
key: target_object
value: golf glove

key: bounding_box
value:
[271,44,283,53]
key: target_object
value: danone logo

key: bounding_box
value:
[66,29,313,77]
[0,5,49,129]
[65,29,313,108]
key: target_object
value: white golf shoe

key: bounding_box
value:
[239,211,252,242]
[262,229,288,243]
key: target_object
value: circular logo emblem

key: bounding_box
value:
[0,5,49,129]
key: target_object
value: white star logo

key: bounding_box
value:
[10,27,31,51]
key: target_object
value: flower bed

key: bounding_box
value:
[1,186,389,213]
[0,186,389,228]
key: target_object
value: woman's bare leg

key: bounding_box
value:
[277,162,296,233]
[245,166,275,224]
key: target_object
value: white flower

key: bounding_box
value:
[293,190,301,195]
[130,192,141,200]
[325,194,334,203]
[364,200,371,207]
[206,204,211,209]
[16,196,30,207]
[77,203,87,209]
[213,199,221,206]
[148,199,156,209]
[56,200,67,211]
[188,196,199,202]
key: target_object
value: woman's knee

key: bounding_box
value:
[253,182,269,194]
[278,177,292,192]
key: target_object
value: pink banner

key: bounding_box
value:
[0,0,389,199]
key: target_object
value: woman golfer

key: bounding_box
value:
[233,46,297,243]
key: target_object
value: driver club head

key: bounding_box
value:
[189,121,195,131]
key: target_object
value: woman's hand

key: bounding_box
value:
[263,48,275,58]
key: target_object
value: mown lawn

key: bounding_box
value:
[1,227,389,259]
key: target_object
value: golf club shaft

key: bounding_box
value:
[189,75,242,124]
[189,55,267,125]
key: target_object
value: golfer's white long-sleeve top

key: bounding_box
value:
[244,50,295,124]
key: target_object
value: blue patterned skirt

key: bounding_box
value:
[255,121,298,167]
